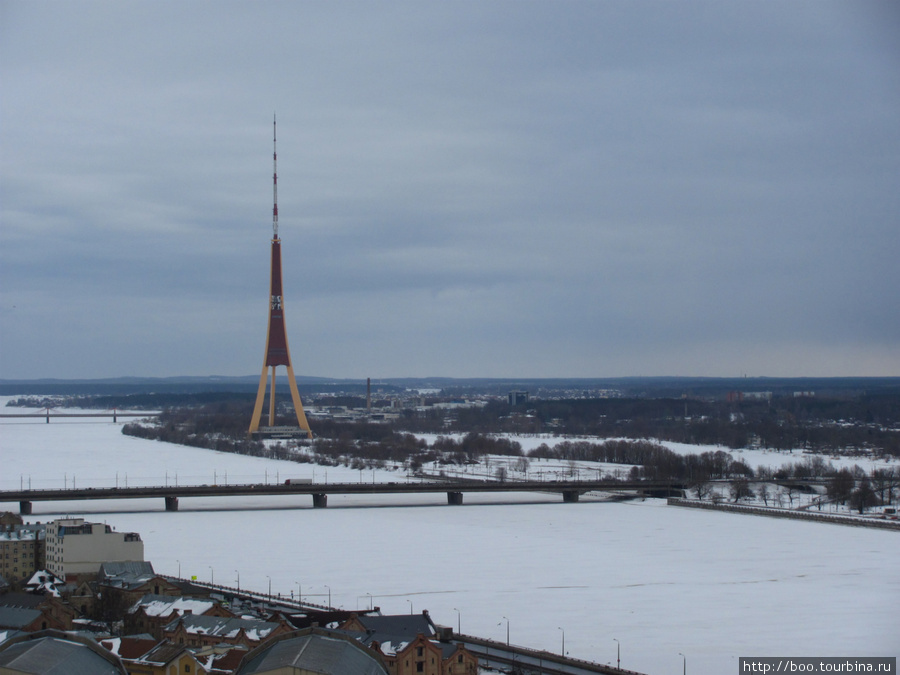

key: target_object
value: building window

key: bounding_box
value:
[416,663,424,673]
[417,647,423,657]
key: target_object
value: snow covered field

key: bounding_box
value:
[1,403,898,674]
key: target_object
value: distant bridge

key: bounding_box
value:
[0,479,686,514]
[0,411,157,422]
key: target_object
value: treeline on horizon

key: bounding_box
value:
[41,385,900,460]
[123,401,900,494]
[410,396,900,458]
[121,411,899,513]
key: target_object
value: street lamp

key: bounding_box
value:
[613,638,620,669]
[453,608,461,634]
[266,575,272,597]
[407,599,413,615]
[325,585,331,607]
[209,566,214,585]
[366,593,373,610]
[176,560,181,578]
[296,581,302,605]
[235,570,240,591]
[679,652,686,675]
[558,627,565,656]
[500,617,509,645]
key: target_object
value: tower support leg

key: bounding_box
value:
[249,364,270,435]
[165,497,179,511]
[562,491,580,503]
[268,366,277,426]
[19,501,32,515]
[312,493,328,508]
[285,363,313,438]
[447,492,464,505]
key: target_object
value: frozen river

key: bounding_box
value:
[0,407,897,674]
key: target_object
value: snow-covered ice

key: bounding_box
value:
[0,402,897,674]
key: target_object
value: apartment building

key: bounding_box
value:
[45,518,143,581]
[0,515,45,583]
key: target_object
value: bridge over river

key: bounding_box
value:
[0,478,685,514]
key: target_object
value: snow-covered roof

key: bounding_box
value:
[0,528,43,542]
[166,614,281,641]
[0,629,25,645]
[129,594,216,618]
[134,641,190,666]
[99,635,158,660]
[25,570,63,587]
[23,570,63,597]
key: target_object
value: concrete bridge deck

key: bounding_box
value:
[0,478,685,514]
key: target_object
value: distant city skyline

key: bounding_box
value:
[2,2,898,380]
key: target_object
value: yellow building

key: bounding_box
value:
[45,518,143,581]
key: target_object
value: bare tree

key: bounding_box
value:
[827,469,854,506]
[850,478,877,514]
[694,482,712,501]
[785,484,798,508]
[871,468,896,506]
[730,478,753,503]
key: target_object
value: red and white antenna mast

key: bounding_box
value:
[272,114,279,238]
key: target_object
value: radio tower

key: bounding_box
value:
[248,116,313,438]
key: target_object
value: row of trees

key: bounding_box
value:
[18,384,900,459]
[402,396,900,458]
[122,406,899,513]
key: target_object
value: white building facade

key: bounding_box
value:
[45,518,143,580]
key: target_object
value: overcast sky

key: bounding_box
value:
[2,2,899,381]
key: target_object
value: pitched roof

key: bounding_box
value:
[351,612,436,639]
[24,570,64,596]
[0,607,42,629]
[236,629,388,675]
[0,630,127,674]
[0,593,45,610]
[0,629,25,645]
[167,615,282,642]
[96,561,157,591]
[100,636,158,660]
[100,561,154,577]
[200,645,249,674]
[136,640,190,666]
[129,594,216,618]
